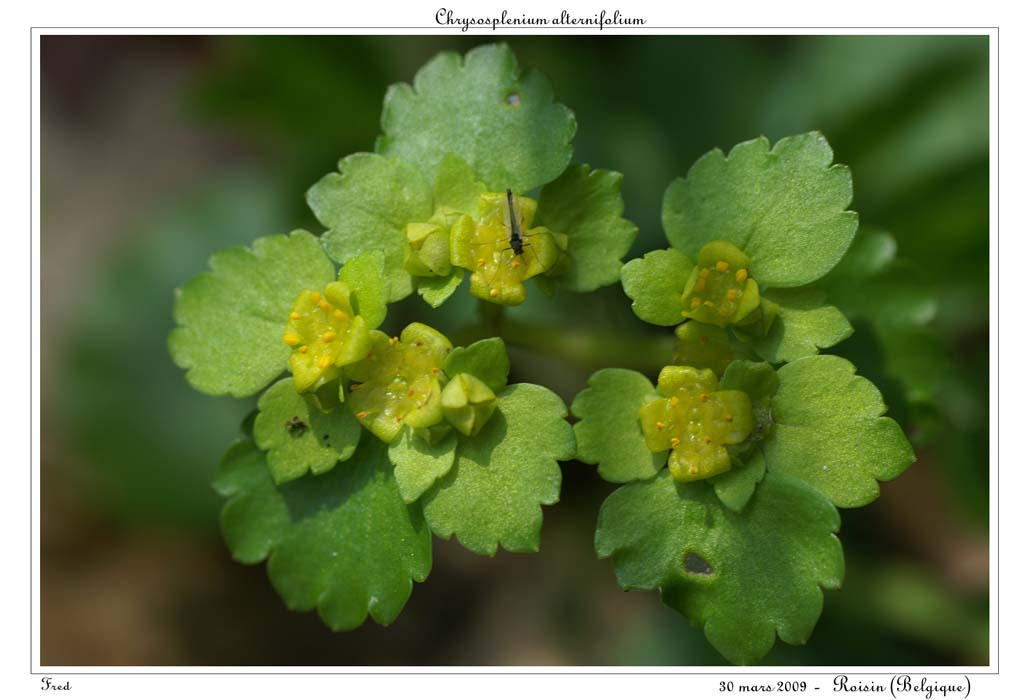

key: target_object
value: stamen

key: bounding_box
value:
[309,291,321,303]
[319,356,332,369]
[289,312,300,320]
[299,345,309,354]
[283,333,301,346]
[715,261,729,272]
[735,269,748,283]
[670,437,681,448]
[322,331,337,342]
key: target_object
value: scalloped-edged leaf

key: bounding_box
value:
[421,384,575,555]
[620,248,694,326]
[572,369,666,483]
[537,165,638,292]
[214,438,432,630]
[433,153,487,216]
[663,132,858,288]
[751,288,853,363]
[388,428,458,504]
[416,269,465,308]
[595,469,843,665]
[712,450,766,512]
[338,250,388,329]
[377,43,576,193]
[444,338,510,392]
[253,378,361,484]
[169,230,335,398]
[764,355,915,507]
[307,153,432,302]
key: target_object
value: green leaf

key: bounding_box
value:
[751,288,853,363]
[821,227,937,330]
[214,438,432,630]
[537,165,638,292]
[421,384,575,555]
[169,230,335,398]
[571,369,666,483]
[377,43,576,193]
[338,250,388,329]
[307,153,432,302]
[764,355,915,507]
[444,338,510,392]
[595,470,843,665]
[433,153,487,216]
[620,248,694,326]
[712,451,766,512]
[663,132,858,288]
[388,428,459,504]
[253,378,362,484]
[416,269,465,308]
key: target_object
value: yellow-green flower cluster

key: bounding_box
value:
[639,366,754,482]
[282,283,371,393]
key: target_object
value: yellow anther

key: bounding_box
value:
[511,259,521,269]
[389,336,399,346]
[694,278,707,292]
[688,466,699,476]
[310,291,321,303]
[736,268,748,283]
[334,309,348,321]
[298,345,309,354]
[283,333,301,346]
[319,356,332,369]
[322,331,337,342]
[489,288,499,298]
[718,305,732,317]
[726,289,738,301]
[699,268,709,278]
[691,297,702,309]
[289,312,300,320]
[431,367,440,374]
[477,258,486,268]
[356,411,368,419]
[407,389,416,397]
[699,393,709,402]
[656,421,666,431]
[669,396,680,407]
[318,299,332,312]
[670,437,682,448]
[715,260,730,272]
[704,300,716,308]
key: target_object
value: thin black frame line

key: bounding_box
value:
[29,26,1000,676]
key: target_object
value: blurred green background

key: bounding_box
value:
[41,35,989,665]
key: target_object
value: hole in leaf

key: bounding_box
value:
[505,92,521,107]
[285,416,308,437]
[685,552,713,575]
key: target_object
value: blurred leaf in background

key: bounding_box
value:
[62,174,293,529]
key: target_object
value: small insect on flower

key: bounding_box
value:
[452,190,564,305]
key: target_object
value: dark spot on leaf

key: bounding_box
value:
[323,434,330,440]
[505,92,521,107]
[285,416,308,437]
[685,552,713,575]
